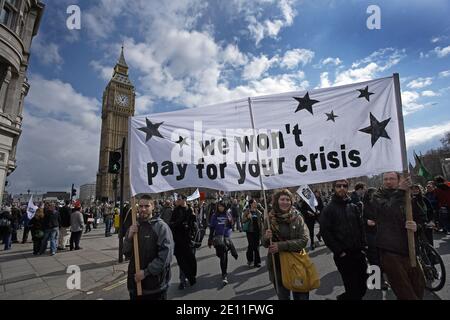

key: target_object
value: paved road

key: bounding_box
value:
[71,225,450,300]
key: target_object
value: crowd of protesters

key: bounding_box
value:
[1,173,449,301]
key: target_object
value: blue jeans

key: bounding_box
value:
[105,218,112,236]
[40,228,59,254]
[3,233,11,250]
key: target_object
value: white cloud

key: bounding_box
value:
[431,37,441,43]
[407,77,433,89]
[247,0,297,44]
[401,90,427,115]
[135,93,154,115]
[9,111,100,193]
[320,57,342,67]
[333,48,406,86]
[334,62,379,86]
[83,0,129,39]
[434,45,450,58]
[221,44,248,66]
[9,74,102,192]
[406,121,450,148]
[318,72,331,88]
[90,61,113,81]
[32,36,63,66]
[421,90,439,97]
[280,49,314,69]
[242,54,276,80]
[439,70,450,78]
[27,75,101,132]
[420,52,429,59]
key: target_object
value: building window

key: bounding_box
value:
[0,0,20,31]
[0,7,10,25]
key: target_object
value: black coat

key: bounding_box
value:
[59,206,71,228]
[42,209,60,230]
[373,188,422,256]
[169,206,195,246]
[319,195,367,257]
[0,211,12,235]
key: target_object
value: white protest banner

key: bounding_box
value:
[129,76,404,195]
[296,185,318,212]
[187,189,200,201]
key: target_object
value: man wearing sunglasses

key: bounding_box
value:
[320,179,368,300]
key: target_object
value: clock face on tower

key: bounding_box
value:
[115,94,129,107]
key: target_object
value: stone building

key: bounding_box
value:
[0,0,44,203]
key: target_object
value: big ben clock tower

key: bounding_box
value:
[96,47,135,202]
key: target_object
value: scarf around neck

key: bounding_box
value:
[269,209,296,241]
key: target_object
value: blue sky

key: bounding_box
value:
[7,0,450,194]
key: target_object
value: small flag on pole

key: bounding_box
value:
[187,189,200,201]
[296,185,318,212]
[26,195,38,220]
[413,151,432,180]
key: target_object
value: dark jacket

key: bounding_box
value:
[0,211,13,235]
[362,193,377,235]
[170,205,196,253]
[412,194,432,225]
[434,182,450,208]
[124,216,173,295]
[28,216,45,239]
[59,206,71,228]
[242,208,263,234]
[159,206,173,224]
[319,194,367,257]
[297,201,317,225]
[425,191,439,212]
[42,209,60,230]
[372,188,421,256]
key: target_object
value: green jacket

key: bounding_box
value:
[262,209,309,284]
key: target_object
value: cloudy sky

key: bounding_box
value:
[7,0,450,194]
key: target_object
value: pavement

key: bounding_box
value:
[0,225,128,300]
[1,223,450,300]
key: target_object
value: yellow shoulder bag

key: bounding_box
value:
[279,249,320,292]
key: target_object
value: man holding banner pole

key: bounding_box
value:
[124,194,173,300]
[372,172,425,300]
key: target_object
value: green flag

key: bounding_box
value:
[414,151,432,180]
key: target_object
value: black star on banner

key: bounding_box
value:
[137,118,164,142]
[357,86,374,101]
[175,136,189,148]
[325,111,338,122]
[359,112,391,147]
[293,92,320,115]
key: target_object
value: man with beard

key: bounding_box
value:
[124,194,173,300]
[372,172,425,300]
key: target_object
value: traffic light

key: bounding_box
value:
[72,188,77,197]
[108,151,121,174]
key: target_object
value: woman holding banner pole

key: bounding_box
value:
[263,189,310,300]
